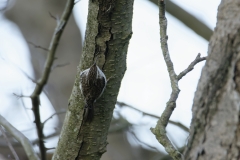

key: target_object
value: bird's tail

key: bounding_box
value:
[84,104,94,122]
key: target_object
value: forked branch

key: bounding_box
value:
[150,1,206,160]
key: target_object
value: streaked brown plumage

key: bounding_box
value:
[79,62,106,122]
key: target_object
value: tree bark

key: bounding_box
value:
[184,0,240,159]
[52,0,133,160]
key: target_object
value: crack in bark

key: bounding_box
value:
[94,0,115,70]
[75,140,84,160]
[102,27,113,70]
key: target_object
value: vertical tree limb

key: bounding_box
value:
[150,1,182,159]
[151,1,206,160]
[30,0,75,159]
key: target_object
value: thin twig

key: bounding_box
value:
[8,61,37,83]
[0,131,60,148]
[0,125,20,160]
[49,12,57,20]
[27,41,49,51]
[116,101,189,132]
[42,111,66,127]
[129,130,159,151]
[19,95,33,121]
[177,53,206,80]
[168,121,189,133]
[108,117,131,134]
[52,62,70,70]
[0,114,39,160]
[45,147,56,150]
[13,93,30,100]
[30,1,75,159]
[32,132,60,145]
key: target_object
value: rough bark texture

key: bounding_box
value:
[52,0,133,160]
[184,0,240,159]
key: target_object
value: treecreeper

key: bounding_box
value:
[79,61,107,122]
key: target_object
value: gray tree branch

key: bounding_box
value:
[150,1,206,160]
[177,53,206,81]
[29,0,75,159]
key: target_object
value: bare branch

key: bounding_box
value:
[52,62,70,70]
[12,93,30,100]
[12,64,37,83]
[168,121,189,133]
[19,96,33,120]
[177,53,206,81]
[30,1,75,159]
[2,59,37,83]
[46,147,55,150]
[108,117,131,134]
[32,132,60,145]
[0,125,20,160]
[0,114,39,160]
[151,1,206,160]
[129,130,159,151]
[27,41,49,52]
[42,111,66,127]
[116,101,189,132]
[150,1,182,159]
[48,12,57,20]
[0,131,60,148]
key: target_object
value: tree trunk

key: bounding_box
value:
[184,0,240,159]
[52,0,133,160]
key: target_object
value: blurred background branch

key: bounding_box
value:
[0,114,39,160]
[0,125,19,160]
[149,0,213,41]
[117,101,189,132]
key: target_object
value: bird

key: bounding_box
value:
[79,61,107,122]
